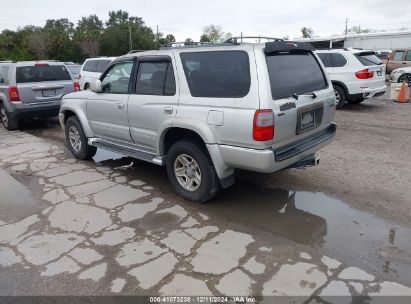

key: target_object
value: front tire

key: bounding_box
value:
[398,74,411,84]
[166,140,220,203]
[333,85,346,109]
[0,102,18,131]
[65,116,96,160]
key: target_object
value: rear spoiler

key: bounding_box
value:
[265,41,315,54]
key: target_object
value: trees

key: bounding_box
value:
[74,15,104,57]
[26,30,49,59]
[347,26,373,34]
[301,27,314,38]
[200,25,232,43]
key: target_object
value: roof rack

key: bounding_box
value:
[225,36,284,45]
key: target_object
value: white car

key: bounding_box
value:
[316,49,386,108]
[78,57,116,90]
[390,66,411,83]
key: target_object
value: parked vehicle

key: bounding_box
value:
[375,49,391,60]
[59,39,336,202]
[0,61,76,131]
[78,57,116,90]
[385,48,411,74]
[65,64,82,80]
[316,49,386,108]
[390,66,411,83]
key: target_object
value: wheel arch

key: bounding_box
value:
[60,105,94,138]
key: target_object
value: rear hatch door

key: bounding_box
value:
[16,64,74,104]
[354,51,386,89]
[264,42,335,149]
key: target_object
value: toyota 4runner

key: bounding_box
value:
[59,39,337,202]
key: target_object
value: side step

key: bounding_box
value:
[88,138,165,166]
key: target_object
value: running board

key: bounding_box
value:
[88,138,165,166]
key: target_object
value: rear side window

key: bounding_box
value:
[96,60,111,73]
[405,51,411,61]
[135,61,176,96]
[180,51,250,98]
[317,53,332,67]
[393,51,404,61]
[83,60,97,72]
[0,66,9,85]
[330,53,347,67]
[354,52,383,66]
[266,52,328,100]
[16,65,71,83]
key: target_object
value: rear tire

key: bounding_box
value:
[0,102,19,131]
[166,140,220,203]
[333,85,346,109]
[84,83,90,90]
[65,116,96,160]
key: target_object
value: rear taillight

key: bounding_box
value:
[7,86,20,102]
[253,109,274,141]
[73,81,80,92]
[355,69,374,79]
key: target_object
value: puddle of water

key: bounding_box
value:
[0,169,46,223]
[201,181,411,285]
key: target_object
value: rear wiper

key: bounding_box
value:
[292,93,299,100]
[304,92,317,99]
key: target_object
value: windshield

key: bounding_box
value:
[16,65,71,83]
[266,52,328,100]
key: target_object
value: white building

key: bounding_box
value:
[297,30,411,50]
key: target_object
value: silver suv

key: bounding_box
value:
[59,39,337,202]
[0,61,76,130]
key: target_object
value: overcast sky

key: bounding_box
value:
[1,0,410,41]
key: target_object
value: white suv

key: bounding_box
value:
[79,57,116,90]
[316,49,386,108]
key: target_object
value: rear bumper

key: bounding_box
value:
[217,123,337,173]
[9,104,60,120]
[349,85,386,99]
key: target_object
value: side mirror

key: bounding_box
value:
[90,80,102,93]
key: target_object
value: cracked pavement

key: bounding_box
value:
[1,125,411,302]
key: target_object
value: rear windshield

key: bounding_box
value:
[180,51,250,98]
[96,60,111,73]
[266,52,328,100]
[355,52,383,66]
[16,65,71,83]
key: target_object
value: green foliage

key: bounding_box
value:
[0,11,166,63]
[201,25,231,43]
[301,27,314,38]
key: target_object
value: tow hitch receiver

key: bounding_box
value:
[292,155,320,169]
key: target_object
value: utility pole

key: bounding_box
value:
[128,22,133,51]
[345,18,348,35]
[156,25,159,40]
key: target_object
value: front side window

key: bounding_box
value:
[135,61,176,96]
[393,51,405,61]
[0,66,9,85]
[101,61,133,94]
[405,51,411,61]
[180,51,251,98]
[266,52,328,100]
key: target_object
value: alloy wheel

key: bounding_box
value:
[68,125,82,152]
[174,154,202,192]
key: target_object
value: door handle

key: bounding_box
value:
[115,103,124,110]
[164,106,173,114]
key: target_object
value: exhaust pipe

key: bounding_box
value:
[292,155,320,169]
